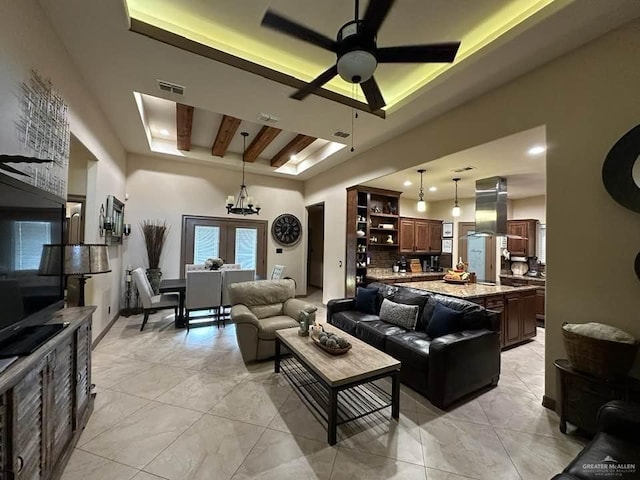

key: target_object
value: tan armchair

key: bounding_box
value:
[229,279,317,362]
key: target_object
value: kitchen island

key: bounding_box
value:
[396,280,538,349]
[500,274,545,324]
[366,268,444,284]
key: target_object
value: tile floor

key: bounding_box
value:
[62,292,585,480]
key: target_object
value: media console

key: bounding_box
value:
[0,307,94,479]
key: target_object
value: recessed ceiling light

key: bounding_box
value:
[429,186,437,192]
[290,154,297,161]
[403,180,412,186]
[160,128,169,136]
[528,145,546,155]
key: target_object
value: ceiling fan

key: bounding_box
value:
[261,0,461,112]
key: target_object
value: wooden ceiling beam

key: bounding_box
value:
[176,103,194,151]
[212,115,241,157]
[270,134,316,168]
[244,126,282,162]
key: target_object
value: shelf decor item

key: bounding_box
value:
[140,219,169,294]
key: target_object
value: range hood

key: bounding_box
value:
[474,176,508,236]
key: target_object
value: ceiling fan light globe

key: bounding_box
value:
[337,50,377,83]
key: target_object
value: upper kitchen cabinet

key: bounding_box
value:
[400,217,442,254]
[507,219,538,257]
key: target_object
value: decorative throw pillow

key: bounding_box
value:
[355,287,379,315]
[427,302,463,338]
[379,298,419,330]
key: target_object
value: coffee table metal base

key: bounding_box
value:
[275,337,400,445]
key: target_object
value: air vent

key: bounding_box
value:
[333,131,350,138]
[451,166,475,173]
[157,80,185,96]
[257,112,279,124]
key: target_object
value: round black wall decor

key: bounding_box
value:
[602,124,640,212]
[271,213,302,246]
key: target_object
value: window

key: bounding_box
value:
[235,228,258,270]
[14,221,51,270]
[193,225,220,263]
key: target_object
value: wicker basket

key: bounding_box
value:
[562,323,639,379]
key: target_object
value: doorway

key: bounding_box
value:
[180,215,267,279]
[457,222,496,283]
[306,203,325,294]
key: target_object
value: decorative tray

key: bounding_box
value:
[310,332,352,355]
[444,278,469,284]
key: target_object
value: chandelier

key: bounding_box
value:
[226,131,260,216]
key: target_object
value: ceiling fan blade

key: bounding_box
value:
[362,0,395,36]
[377,42,460,63]
[290,65,339,100]
[262,10,337,52]
[361,76,386,111]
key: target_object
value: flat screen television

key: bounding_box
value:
[0,172,65,344]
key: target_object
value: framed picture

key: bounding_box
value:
[442,239,453,254]
[442,222,453,238]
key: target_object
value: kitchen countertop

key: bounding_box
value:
[500,274,546,284]
[396,280,538,299]
[366,268,444,281]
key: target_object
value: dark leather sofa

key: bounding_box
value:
[327,282,501,408]
[553,401,640,480]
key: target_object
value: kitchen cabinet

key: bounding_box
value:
[0,308,95,480]
[346,186,401,297]
[500,275,545,324]
[399,217,442,254]
[507,219,538,257]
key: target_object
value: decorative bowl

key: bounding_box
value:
[310,332,352,355]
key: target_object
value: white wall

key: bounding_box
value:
[125,154,307,295]
[511,195,546,223]
[0,0,127,341]
[305,20,640,402]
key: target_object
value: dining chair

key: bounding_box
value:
[270,265,286,280]
[220,263,241,270]
[184,263,207,277]
[221,269,255,325]
[185,270,223,330]
[132,267,179,331]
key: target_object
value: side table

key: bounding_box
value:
[554,359,640,436]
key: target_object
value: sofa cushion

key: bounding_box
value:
[355,287,379,315]
[379,298,419,330]
[422,294,488,332]
[256,315,299,340]
[252,303,284,319]
[385,331,431,371]
[427,303,463,338]
[564,432,638,480]
[368,283,432,330]
[356,320,407,350]
[331,311,379,335]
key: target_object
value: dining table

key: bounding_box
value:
[159,278,186,328]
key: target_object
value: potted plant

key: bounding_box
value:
[140,220,169,294]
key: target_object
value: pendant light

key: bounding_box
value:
[416,169,426,212]
[226,132,260,215]
[451,177,461,218]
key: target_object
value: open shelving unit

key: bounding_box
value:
[346,186,401,297]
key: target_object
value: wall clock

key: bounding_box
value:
[272,214,302,246]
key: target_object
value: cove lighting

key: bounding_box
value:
[528,145,546,155]
[160,128,169,136]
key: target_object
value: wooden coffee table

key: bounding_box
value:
[275,325,401,445]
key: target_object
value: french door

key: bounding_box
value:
[180,215,267,278]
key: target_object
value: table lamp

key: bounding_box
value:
[40,244,111,306]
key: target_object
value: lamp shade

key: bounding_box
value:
[452,206,461,218]
[39,244,111,276]
[417,200,427,212]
